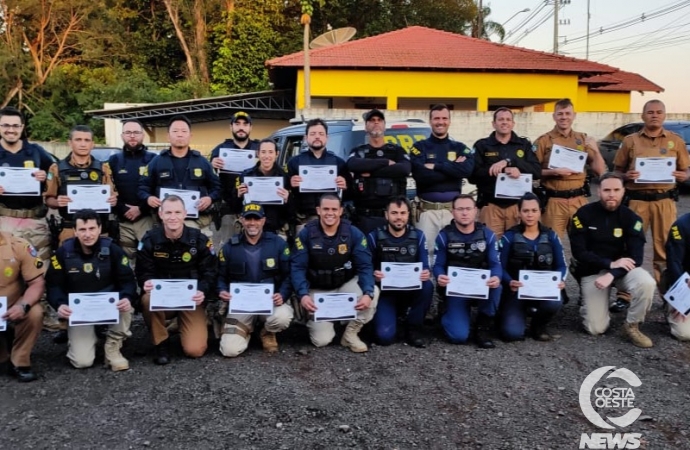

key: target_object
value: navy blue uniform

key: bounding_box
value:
[0,140,53,211]
[665,213,690,287]
[239,163,292,234]
[410,136,474,203]
[286,150,351,217]
[108,146,157,221]
[210,139,260,216]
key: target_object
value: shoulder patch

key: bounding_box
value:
[295,237,304,250]
[672,225,682,240]
[283,247,290,256]
[50,255,62,270]
[206,240,215,255]
[572,215,583,229]
[360,237,367,248]
[219,248,226,262]
[410,146,421,156]
[634,221,643,232]
[121,256,129,266]
[26,244,38,257]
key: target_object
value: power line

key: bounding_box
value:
[586,33,690,56]
[510,6,555,45]
[564,21,690,52]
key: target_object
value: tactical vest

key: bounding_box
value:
[506,226,554,279]
[444,222,489,269]
[352,144,406,199]
[149,227,203,279]
[306,220,355,289]
[224,232,283,286]
[61,237,116,293]
[154,150,210,197]
[0,142,41,168]
[57,158,105,220]
[376,226,419,263]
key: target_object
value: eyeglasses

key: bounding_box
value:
[0,123,23,130]
[122,131,143,136]
[452,207,474,212]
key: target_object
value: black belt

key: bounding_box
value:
[627,190,674,202]
[545,187,585,199]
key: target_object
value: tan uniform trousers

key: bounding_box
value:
[0,301,43,367]
[67,310,132,369]
[141,293,207,358]
[219,304,294,357]
[479,203,519,239]
[0,217,51,260]
[416,209,452,265]
[119,216,155,259]
[542,196,588,237]
[299,277,379,348]
[628,198,675,283]
[580,268,655,335]
[668,312,690,341]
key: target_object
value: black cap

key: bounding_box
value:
[231,111,252,124]
[241,203,265,218]
[363,109,385,122]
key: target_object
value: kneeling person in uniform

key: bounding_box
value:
[46,209,137,371]
[137,195,217,364]
[217,203,293,356]
[291,194,378,352]
[662,213,690,341]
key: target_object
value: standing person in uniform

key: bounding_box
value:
[137,195,217,365]
[210,111,260,238]
[217,203,293,357]
[108,119,157,259]
[44,125,118,245]
[46,209,137,371]
[346,109,411,234]
[471,107,541,238]
[237,139,291,237]
[613,99,689,287]
[498,193,567,341]
[663,213,690,341]
[0,233,45,382]
[138,115,221,239]
[568,173,656,348]
[534,98,606,236]
[433,194,502,348]
[287,119,350,231]
[410,104,474,263]
[291,194,378,352]
[367,196,432,347]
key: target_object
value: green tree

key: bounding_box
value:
[469,5,505,41]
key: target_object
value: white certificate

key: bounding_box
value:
[244,177,284,205]
[381,262,423,291]
[220,148,256,173]
[517,270,562,301]
[314,292,358,322]
[150,279,197,311]
[495,174,533,199]
[68,292,119,327]
[0,167,41,196]
[635,157,675,184]
[67,184,111,213]
[299,165,338,192]
[663,272,690,317]
[447,266,490,299]
[0,296,6,332]
[159,188,200,219]
[229,283,274,315]
[548,145,587,173]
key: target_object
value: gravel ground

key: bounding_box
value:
[2,188,690,450]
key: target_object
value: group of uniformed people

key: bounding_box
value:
[2,98,690,383]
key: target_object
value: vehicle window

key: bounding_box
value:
[669,125,690,144]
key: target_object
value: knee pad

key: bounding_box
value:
[310,331,335,348]
[220,335,249,357]
[69,357,95,369]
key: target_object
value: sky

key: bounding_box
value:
[484,0,690,113]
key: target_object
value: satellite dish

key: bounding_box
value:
[310,27,357,49]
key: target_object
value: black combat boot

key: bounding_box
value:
[474,314,496,349]
[405,325,426,348]
[153,339,170,365]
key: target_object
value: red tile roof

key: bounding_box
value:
[581,71,664,93]
[267,26,619,75]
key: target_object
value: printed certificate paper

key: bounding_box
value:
[547,145,587,173]
[159,188,200,218]
[229,283,274,315]
[67,185,111,214]
[0,167,40,196]
[299,165,338,192]
[150,279,198,311]
[447,267,490,299]
[635,157,675,184]
[244,177,284,204]
[313,293,358,322]
[68,292,119,326]
[220,148,256,173]
[663,272,690,316]
[495,174,532,199]
[517,270,562,301]
[380,262,423,290]
[0,296,7,332]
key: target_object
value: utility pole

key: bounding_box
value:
[553,0,559,54]
[477,0,483,39]
[586,0,591,59]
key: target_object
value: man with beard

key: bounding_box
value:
[217,203,293,356]
[210,112,260,237]
[346,109,411,234]
[569,173,655,348]
[368,196,432,347]
[107,119,157,259]
[287,119,350,231]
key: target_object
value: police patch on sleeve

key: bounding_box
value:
[121,256,129,266]
[360,237,367,248]
[206,240,215,255]
[26,244,38,257]
[283,247,290,256]
[50,255,61,270]
[219,249,226,262]
[672,225,682,240]
[47,172,54,181]
[634,221,643,232]
[572,215,583,229]
[295,237,304,250]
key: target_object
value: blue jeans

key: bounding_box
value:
[374,280,433,345]
[441,287,501,344]
[499,291,562,341]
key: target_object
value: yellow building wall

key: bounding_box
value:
[579,90,631,113]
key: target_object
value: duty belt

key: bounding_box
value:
[627,189,674,202]
[0,204,47,219]
[545,187,586,199]
[419,200,452,211]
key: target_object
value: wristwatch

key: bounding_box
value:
[20,302,31,314]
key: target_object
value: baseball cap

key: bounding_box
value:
[231,111,252,124]
[241,203,265,218]
[364,109,385,122]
